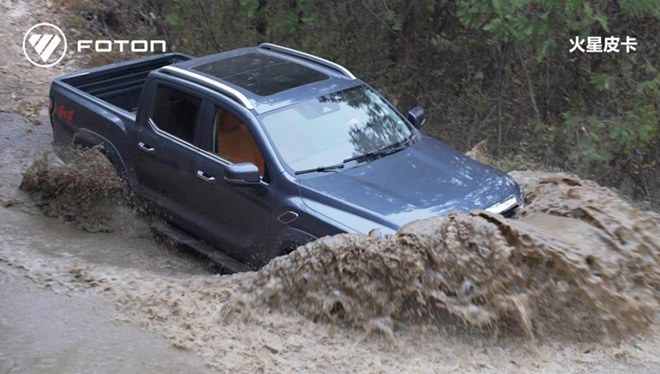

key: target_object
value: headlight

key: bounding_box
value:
[485,194,520,216]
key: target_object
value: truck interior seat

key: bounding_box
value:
[215,111,265,174]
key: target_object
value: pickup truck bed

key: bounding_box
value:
[61,54,190,114]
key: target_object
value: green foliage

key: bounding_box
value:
[239,0,260,18]
[70,0,660,205]
[456,0,616,60]
[562,103,658,175]
[617,0,660,18]
[384,9,402,31]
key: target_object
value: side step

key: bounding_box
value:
[150,221,252,274]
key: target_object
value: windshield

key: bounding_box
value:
[260,86,413,173]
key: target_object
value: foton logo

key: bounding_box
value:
[22,23,68,68]
[23,22,167,68]
[77,40,167,53]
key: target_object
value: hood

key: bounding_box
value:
[299,136,521,231]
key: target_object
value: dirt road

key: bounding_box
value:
[1,0,659,372]
[0,0,211,371]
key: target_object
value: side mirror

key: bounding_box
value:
[407,106,426,129]
[224,163,261,185]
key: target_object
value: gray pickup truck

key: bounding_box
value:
[50,43,523,271]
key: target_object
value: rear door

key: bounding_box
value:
[133,82,205,232]
[190,102,274,266]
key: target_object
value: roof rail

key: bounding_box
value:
[159,66,254,110]
[258,43,356,80]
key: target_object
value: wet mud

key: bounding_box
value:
[15,149,659,345]
[229,171,659,339]
[19,147,129,232]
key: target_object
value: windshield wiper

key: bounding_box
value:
[295,136,413,175]
[294,163,345,175]
[343,137,411,164]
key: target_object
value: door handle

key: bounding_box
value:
[138,141,155,153]
[196,170,216,184]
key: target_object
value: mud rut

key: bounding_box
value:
[1,0,659,372]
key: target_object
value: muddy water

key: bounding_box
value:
[2,105,657,371]
[0,107,656,373]
[0,269,212,373]
[19,147,127,232]
[0,112,216,372]
[228,171,659,340]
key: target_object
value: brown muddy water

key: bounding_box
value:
[1,110,659,372]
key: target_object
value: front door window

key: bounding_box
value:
[214,109,265,175]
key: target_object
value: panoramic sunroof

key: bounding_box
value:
[192,53,329,96]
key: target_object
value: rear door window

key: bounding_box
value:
[151,85,202,143]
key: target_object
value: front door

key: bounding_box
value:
[191,104,273,266]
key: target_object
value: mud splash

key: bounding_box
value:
[7,150,659,370]
[20,147,130,232]
[17,150,659,341]
[231,176,658,339]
